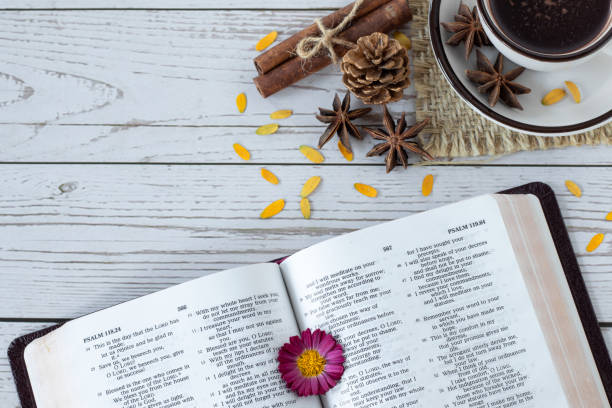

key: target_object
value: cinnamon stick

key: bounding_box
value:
[253,0,412,98]
[254,0,392,75]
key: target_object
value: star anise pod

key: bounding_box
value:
[441,2,491,60]
[316,92,372,153]
[466,50,531,110]
[364,105,434,173]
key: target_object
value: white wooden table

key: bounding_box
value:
[0,1,611,405]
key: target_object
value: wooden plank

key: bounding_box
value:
[0,164,610,319]
[0,9,607,166]
[2,322,612,404]
[0,10,413,126]
[1,0,349,10]
[1,124,611,165]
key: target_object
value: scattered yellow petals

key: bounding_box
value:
[236,93,246,113]
[256,31,278,51]
[338,141,353,162]
[354,183,378,198]
[261,168,279,185]
[422,174,434,196]
[565,180,582,198]
[256,123,279,135]
[586,233,605,253]
[393,31,412,50]
[260,199,285,219]
[564,81,581,103]
[301,176,321,198]
[270,109,293,120]
[299,145,325,163]
[541,88,566,105]
[300,198,311,219]
[606,211,612,221]
[233,143,250,161]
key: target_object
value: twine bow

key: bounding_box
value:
[295,0,364,64]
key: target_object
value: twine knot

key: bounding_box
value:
[295,0,364,64]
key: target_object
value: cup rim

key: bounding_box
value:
[476,0,612,63]
[429,0,612,135]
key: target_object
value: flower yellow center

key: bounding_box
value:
[296,349,326,377]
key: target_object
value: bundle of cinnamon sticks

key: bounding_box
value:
[253,0,412,98]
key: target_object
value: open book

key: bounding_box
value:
[12,184,612,407]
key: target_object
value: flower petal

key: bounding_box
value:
[308,377,319,396]
[290,335,306,351]
[325,349,345,364]
[284,339,305,356]
[278,349,299,362]
[293,376,307,394]
[278,362,298,373]
[324,363,344,379]
[321,371,338,388]
[281,367,303,383]
[302,328,313,348]
[317,333,337,356]
[317,374,331,394]
[311,328,322,349]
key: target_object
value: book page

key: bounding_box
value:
[281,195,570,408]
[25,263,320,408]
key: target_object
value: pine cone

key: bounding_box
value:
[341,32,410,105]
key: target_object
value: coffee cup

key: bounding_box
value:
[476,0,612,71]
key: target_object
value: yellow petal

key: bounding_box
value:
[299,145,325,163]
[233,143,250,161]
[261,168,279,185]
[586,233,605,253]
[300,198,311,219]
[256,123,279,135]
[565,180,582,198]
[260,199,285,219]
[256,31,278,51]
[393,31,412,50]
[542,88,566,105]
[338,140,353,162]
[606,211,612,221]
[564,81,581,103]
[270,109,293,120]
[300,176,321,198]
[422,174,434,196]
[236,93,246,113]
[354,183,378,198]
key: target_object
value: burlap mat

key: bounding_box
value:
[411,0,612,159]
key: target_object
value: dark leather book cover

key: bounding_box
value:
[8,182,612,407]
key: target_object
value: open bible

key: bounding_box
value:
[9,183,612,408]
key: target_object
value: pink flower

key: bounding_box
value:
[278,328,345,397]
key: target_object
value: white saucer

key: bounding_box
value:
[429,0,612,136]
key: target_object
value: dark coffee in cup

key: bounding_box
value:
[488,0,611,55]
